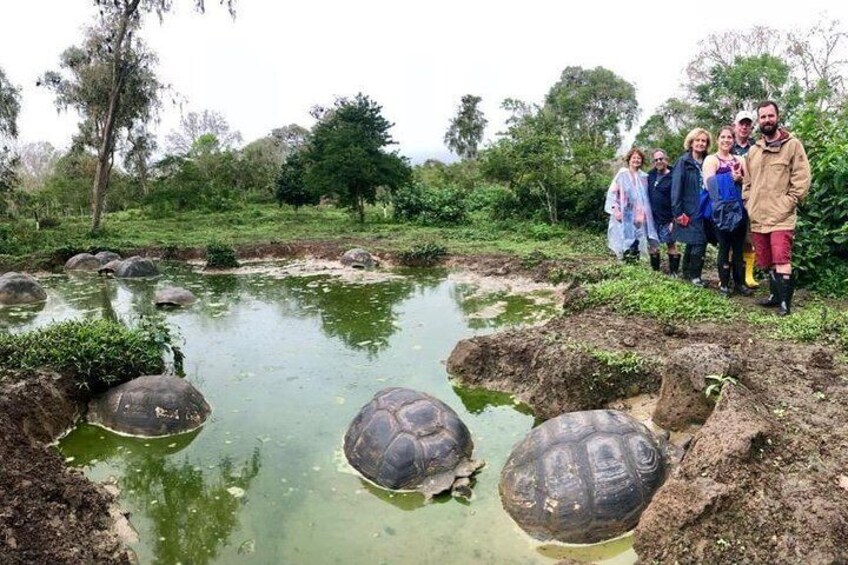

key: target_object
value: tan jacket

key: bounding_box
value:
[742,130,811,233]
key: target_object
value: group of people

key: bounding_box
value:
[605,100,811,316]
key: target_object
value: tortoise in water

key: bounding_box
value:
[95,250,122,264]
[88,375,211,437]
[98,259,124,276]
[344,387,484,499]
[65,252,101,272]
[0,272,47,305]
[115,256,159,278]
[340,248,376,269]
[500,409,667,544]
[154,287,197,307]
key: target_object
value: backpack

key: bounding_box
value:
[699,172,745,232]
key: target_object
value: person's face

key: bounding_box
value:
[652,152,668,172]
[758,105,779,136]
[629,152,643,169]
[734,120,752,140]
[718,129,734,151]
[691,134,709,155]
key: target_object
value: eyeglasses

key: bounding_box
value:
[652,157,666,162]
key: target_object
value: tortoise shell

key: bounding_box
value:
[340,248,376,269]
[65,253,101,272]
[88,375,211,437]
[500,409,666,544]
[0,272,47,306]
[115,256,159,278]
[154,287,197,307]
[344,387,480,497]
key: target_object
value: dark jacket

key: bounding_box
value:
[647,167,674,225]
[671,152,707,245]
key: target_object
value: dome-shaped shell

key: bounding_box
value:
[98,259,123,275]
[0,272,47,305]
[115,256,159,278]
[154,287,197,307]
[500,409,666,544]
[340,248,376,269]
[95,250,122,264]
[344,387,481,497]
[88,375,211,437]
[65,253,102,272]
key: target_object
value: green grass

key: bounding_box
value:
[749,302,848,352]
[585,265,739,322]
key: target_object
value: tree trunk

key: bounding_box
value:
[357,195,365,223]
[90,0,141,232]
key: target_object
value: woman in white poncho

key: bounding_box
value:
[604,147,658,261]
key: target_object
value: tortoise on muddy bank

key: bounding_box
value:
[0,272,47,306]
[87,375,211,437]
[344,387,484,499]
[340,248,377,269]
[500,409,667,544]
[154,287,197,308]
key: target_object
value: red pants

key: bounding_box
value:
[751,230,794,268]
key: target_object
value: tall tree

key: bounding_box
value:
[40,0,235,232]
[634,98,696,158]
[0,66,21,195]
[166,109,242,154]
[444,94,487,160]
[302,93,411,222]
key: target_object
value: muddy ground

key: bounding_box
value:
[2,242,847,563]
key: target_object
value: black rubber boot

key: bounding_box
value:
[668,254,681,278]
[689,246,706,287]
[681,248,692,280]
[777,274,794,316]
[623,241,640,264]
[649,253,661,272]
[718,264,732,296]
[732,259,753,296]
[758,271,780,307]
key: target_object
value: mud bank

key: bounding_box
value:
[448,308,848,563]
[0,370,133,565]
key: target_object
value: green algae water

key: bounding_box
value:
[4,263,636,564]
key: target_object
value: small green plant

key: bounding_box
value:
[0,317,180,391]
[749,302,848,353]
[704,374,738,400]
[396,242,448,267]
[206,241,240,269]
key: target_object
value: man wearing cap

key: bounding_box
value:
[742,100,811,316]
[732,109,759,288]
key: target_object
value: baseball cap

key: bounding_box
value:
[734,110,754,124]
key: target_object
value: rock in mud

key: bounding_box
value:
[0,272,47,306]
[652,343,745,430]
[64,253,101,272]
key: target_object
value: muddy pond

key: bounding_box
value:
[3,262,637,564]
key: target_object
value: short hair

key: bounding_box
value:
[756,100,780,117]
[683,128,712,152]
[624,147,645,165]
[651,148,667,158]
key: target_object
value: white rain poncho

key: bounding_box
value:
[604,168,658,259]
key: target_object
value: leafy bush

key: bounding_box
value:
[396,242,448,267]
[206,241,240,269]
[392,182,468,225]
[0,318,181,391]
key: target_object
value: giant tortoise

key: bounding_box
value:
[0,272,47,306]
[65,253,102,272]
[499,409,667,544]
[340,248,376,269]
[115,256,159,278]
[88,374,211,437]
[154,287,197,308]
[344,387,483,499]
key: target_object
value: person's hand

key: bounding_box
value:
[676,213,690,227]
[731,161,743,182]
[614,209,622,222]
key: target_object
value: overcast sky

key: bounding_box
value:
[2,1,846,163]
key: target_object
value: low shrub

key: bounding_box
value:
[396,242,448,267]
[0,317,182,392]
[392,182,468,225]
[206,241,240,269]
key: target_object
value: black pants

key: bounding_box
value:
[682,243,706,280]
[716,221,747,284]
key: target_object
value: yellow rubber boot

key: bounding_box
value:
[743,251,759,288]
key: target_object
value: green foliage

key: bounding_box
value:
[205,241,239,269]
[0,66,20,196]
[0,318,178,391]
[749,302,848,352]
[789,102,848,295]
[704,374,738,401]
[275,151,318,210]
[586,265,738,322]
[444,94,487,160]
[634,98,695,158]
[395,241,448,267]
[302,93,412,222]
[391,182,468,225]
